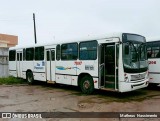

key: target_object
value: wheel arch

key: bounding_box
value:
[26,69,33,79]
[78,73,93,87]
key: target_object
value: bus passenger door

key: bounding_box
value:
[16,51,22,77]
[100,43,119,91]
[46,49,55,82]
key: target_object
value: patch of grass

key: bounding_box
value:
[0,76,27,85]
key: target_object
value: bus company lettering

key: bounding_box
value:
[149,61,156,64]
[85,65,94,70]
[34,61,44,69]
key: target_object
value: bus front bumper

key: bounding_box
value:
[119,79,149,93]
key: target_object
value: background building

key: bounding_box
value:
[0,34,18,77]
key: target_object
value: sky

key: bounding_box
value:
[0,0,160,46]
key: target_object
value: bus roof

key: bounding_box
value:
[9,32,143,50]
[147,37,160,42]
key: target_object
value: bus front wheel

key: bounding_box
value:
[27,72,34,84]
[80,76,94,94]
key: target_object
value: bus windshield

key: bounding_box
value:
[122,33,148,73]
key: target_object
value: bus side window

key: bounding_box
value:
[56,45,60,61]
[79,40,97,60]
[26,48,34,61]
[51,50,55,61]
[147,52,152,58]
[35,46,44,60]
[151,42,160,58]
[9,50,16,61]
[61,43,78,60]
[147,42,152,58]
[23,49,26,60]
[156,51,160,58]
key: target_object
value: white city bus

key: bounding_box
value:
[9,33,149,93]
[147,39,160,85]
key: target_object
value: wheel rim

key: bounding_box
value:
[83,80,90,90]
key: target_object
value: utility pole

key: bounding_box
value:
[33,13,37,44]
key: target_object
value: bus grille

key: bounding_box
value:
[131,73,145,81]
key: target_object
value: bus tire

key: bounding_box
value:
[80,76,94,94]
[27,72,34,84]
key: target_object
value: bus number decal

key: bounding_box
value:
[74,61,82,65]
[149,61,156,64]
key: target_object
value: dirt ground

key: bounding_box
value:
[0,82,160,121]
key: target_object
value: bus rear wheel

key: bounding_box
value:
[27,72,34,84]
[80,76,94,94]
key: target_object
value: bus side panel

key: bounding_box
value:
[22,61,34,78]
[76,60,98,77]
[149,73,160,84]
[118,45,124,83]
[22,71,26,79]
[33,73,46,81]
[33,61,46,81]
[9,61,17,77]
[148,59,160,84]
[56,74,72,85]
[76,60,99,89]
[55,61,76,85]
[118,45,125,90]
[93,77,99,89]
[71,76,78,86]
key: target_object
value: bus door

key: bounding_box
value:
[16,51,22,77]
[46,49,55,82]
[99,43,119,90]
